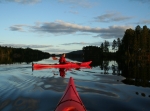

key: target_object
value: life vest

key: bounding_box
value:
[59,56,66,64]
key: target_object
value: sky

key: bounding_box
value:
[0,0,150,54]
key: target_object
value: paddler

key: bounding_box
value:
[59,53,69,64]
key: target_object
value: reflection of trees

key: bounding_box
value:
[103,61,109,74]
[119,60,150,87]
[112,65,117,75]
[92,60,121,75]
[87,59,150,87]
[82,25,150,87]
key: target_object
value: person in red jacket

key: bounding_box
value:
[59,53,68,64]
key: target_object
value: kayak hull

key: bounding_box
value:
[55,77,86,111]
[32,61,92,70]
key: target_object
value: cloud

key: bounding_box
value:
[61,42,104,46]
[44,48,72,54]
[76,33,92,36]
[9,25,27,32]
[136,19,150,25]
[93,25,133,39]
[1,43,71,54]
[141,19,150,24]
[1,44,53,49]
[93,33,124,39]
[58,0,97,8]
[0,0,41,4]
[94,12,133,23]
[61,42,89,45]
[9,20,132,39]
[131,0,150,3]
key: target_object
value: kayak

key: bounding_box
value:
[55,77,86,111]
[54,77,86,111]
[32,61,92,70]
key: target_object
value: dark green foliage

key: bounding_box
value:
[82,43,116,61]
[81,25,150,87]
[103,40,110,52]
[117,25,150,60]
[0,46,50,64]
[82,38,124,61]
[112,40,117,52]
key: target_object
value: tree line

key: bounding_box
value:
[117,25,150,60]
[83,25,150,61]
[0,46,50,64]
[82,39,121,61]
[82,25,150,87]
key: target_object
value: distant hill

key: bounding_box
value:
[66,50,83,61]
[66,50,82,56]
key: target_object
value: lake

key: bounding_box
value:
[0,57,150,111]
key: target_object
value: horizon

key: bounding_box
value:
[1,0,150,54]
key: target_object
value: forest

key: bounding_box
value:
[82,25,150,87]
[0,46,50,64]
[117,25,150,61]
[83,25,150,61]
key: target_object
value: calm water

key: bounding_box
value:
[0,58,150,111]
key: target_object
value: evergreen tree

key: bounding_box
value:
[117,38,121,50]
[112,40,117,52]
[103,40,109,52]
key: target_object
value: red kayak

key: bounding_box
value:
[32,61,92,70]
[55,77,86,111]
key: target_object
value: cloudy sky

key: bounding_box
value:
[1,0,150,54]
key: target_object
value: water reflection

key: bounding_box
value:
[58,68,85,78]
[33,66,91,78]
[37,77,67,91]
[0,97,38,111]
[59,68,66,78]
[118,60,150,87]
[1,58,150,111]
[89,59,150,87]
[0,56,49,64]
[1,55,150,88]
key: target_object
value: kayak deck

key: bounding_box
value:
[55,77,86,111]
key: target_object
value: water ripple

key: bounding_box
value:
[0,61,150,111]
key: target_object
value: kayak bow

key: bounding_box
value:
[32,61,92,70]
[55,77,86,111]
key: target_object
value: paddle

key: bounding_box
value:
[52,57,59,60]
